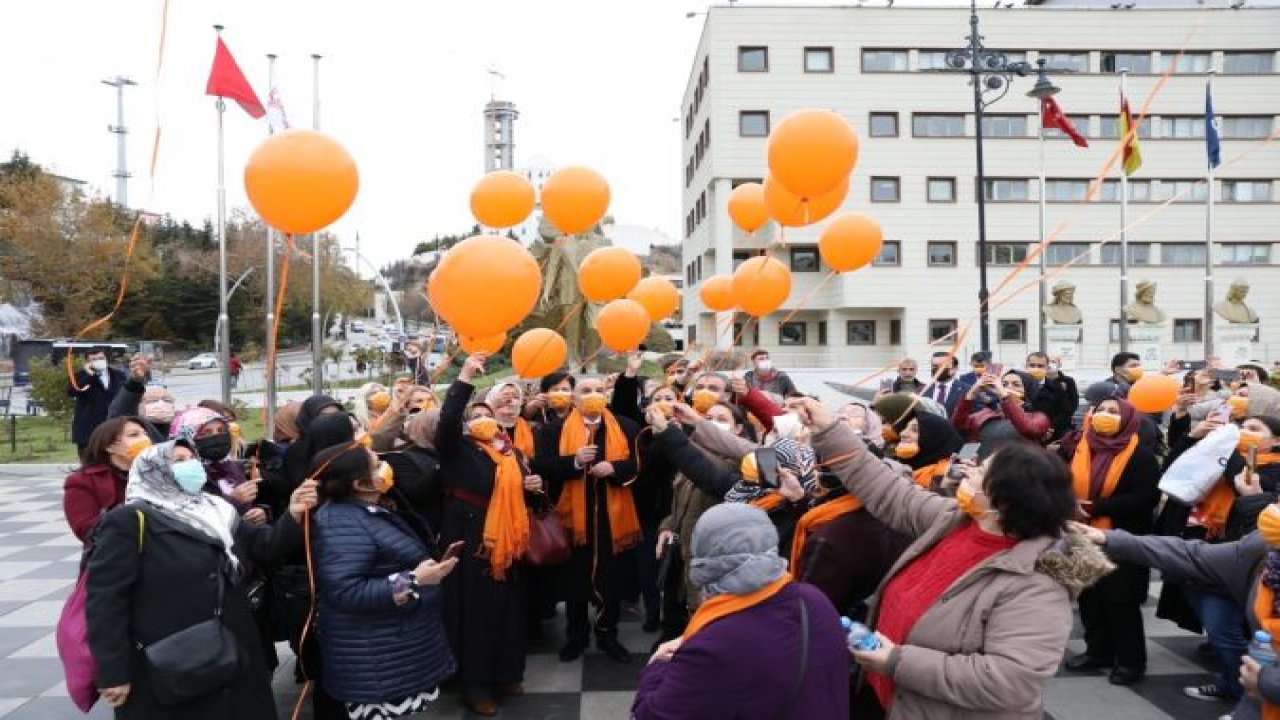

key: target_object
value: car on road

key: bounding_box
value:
[188,352,219,370]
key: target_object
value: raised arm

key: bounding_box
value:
[1101,528,1265,602]
[437,380,473,457]
[652,424,737,499]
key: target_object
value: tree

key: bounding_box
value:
[27,358,74,429]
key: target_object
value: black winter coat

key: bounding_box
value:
[69,368,126,445]
[609,375,675,528]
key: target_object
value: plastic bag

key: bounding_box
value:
[1159,423,1239,504]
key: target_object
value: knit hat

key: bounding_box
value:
[689,503,787,598]
[874,392,917,433]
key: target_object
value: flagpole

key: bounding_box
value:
[1118,70,1130,354]
[214,25,232,405]
[264,53,278,433]
[1203,69,1218,360]
[1037,110,1048,353]
[310,53,323,395]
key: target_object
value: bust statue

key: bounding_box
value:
[1124,280,1167,324]
[1213,279,1259,324]
[1044,280,1082,325]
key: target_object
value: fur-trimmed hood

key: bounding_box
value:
[1035,529,1116,600]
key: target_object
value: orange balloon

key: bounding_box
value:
[732,256,792,318]
[1128,374,1180,414]
[460,332,507,354]
[541,166,610,235]
[627,277,680,321]
[430,235,541,337]
[764,176,848,228]
[469,171,535,228]
[766,109,858,199]
[819,213,884,273]
[728,183,769,233]
[244,129,359,235]
[595,299,651,352]
[700,275,736,312]
[512,328,568,378]
[578,246,642,303]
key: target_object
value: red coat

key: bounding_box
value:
[63,464,127,543]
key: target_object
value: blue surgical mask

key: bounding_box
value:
[172,459,207,494]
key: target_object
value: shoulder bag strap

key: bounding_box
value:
[774,597,810,720]
[135,509,146,554]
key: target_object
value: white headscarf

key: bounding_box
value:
[126,440,240,568]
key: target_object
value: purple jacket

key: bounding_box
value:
[632,582,849,720]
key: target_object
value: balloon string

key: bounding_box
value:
[775,270,838,327]
[65,216,146,391]
[555,299,585,333]
[262,234,293,424]
[576,344,607,374]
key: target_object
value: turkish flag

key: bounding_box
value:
[206,37,265,119]
[1041,96,1088,148]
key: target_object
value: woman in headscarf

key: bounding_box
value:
[631,503,850,719]
[873,392,918,447]
[273,401,304,443]
[838,401,885,455]
[352,382,391,432]
[952,369,1051,444]
[487,382,534,458]
[379,408,445,532]
[85,440,316,719]
[281,395,346,492]
[1059,397,1160,686]
[169,407,260,521]
[893,412,965,491]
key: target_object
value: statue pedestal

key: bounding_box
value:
[1215,323,1259,365]
[1046,326,1082,371]
[1127,324,1165,368]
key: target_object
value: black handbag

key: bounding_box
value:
[138,558,241,706]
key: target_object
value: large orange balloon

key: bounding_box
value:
[627,277,679,320]
[728,183,769,233]
[244,129,359,235]
[595,299,651,352]
[541,166,610,235]
[699,275,736,312]
[430,235,541,337]
[732,256,792,318]
[578,247,642,303]
[512,329,568,378]
[764,176,848,228]
[819,213,884,273]
[1128,374,1180,414]
[767,109,858,199]
[460,332,507,354]
[469,171,535,228]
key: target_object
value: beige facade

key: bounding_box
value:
[680,4,1280,368]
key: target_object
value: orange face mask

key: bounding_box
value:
[894,442,919,459]
[368,391,391,412]
[1239,432,1264,454]
[581,394,607,415]
[547,391,573,410]
[468,417,499,442]
[651,401,675,418]
[1090,414,1121,436]
[124,438,152,462]
[692,390,718,414]
[1259,505,1280,547]
[375,461,395,493]
[1228,395,1249,419]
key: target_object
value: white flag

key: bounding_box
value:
[266,87,290,133]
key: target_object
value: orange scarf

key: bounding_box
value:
[1070,433,1138,530]
[684,573,792,642]
[1253,580,1280,720]
[476,442,530,580]
[911,459,951,489]
[1194,479,1237,539]
[1258,452,1280,467]
[750,493,787,512]
[789,495,863,577]
[556,409,641,553]
[512,417,535,458]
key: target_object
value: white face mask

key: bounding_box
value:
[756,360,773,372]
[90,359,107,372]
[711,420,734,434]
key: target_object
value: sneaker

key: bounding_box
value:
[1183,684,1229,702]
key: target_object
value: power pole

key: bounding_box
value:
[101,76,137,207]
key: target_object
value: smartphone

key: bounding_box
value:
[1248,446,1259,474]
[1180,360,1209,371]
[956,442,982,463]
[879,378,894,393]
[755,447,780,489]
[441,541,466,562]
[1212,368,1241,383]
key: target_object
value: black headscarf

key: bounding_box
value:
[1003,369,1042,407]
[295,394,343,436]
[284,409,354,489]
[901,412,965,470]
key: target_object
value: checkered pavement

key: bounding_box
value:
[0,464,1238,719]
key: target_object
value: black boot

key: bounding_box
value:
[597,634,632,664]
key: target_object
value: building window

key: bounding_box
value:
[818,321,828,346]
[846,320,876,346]
[1151,180,1208,203]
[927,241,956,267]
[804,47,834,73]
[1219,243,1271,265]
[1110,319,1122,343]
[869,112,899,137]
[913,113,965,137]
[1160,244,1208,266]
[1040,51,1089,73]
[1223,52,1275,74]
[984,243,1028,265]
[917,50,952,70]
[871,177,900,203]
[1221,117,1275,140]
[1099,116,1152,139]
[890,319,902,345]
[738,46,768,72]
[873,240,901,267]
[1173,319,1203,343]
[1044,179,1091,202]
[1100,179,1152,202]
[981,114,1029,138]
[927,177,956,203]
[1222,180,1273,203]
[778,322,807,346]
[732,250,753,270]
[733,323,761,347]
[1099,243,1151,266]
[1045,243,1089,266]
[998,319,1027,344]
[982,179,1030,202]
[1045,115,1090,140]
[1101,51,1152,73]
[739,111,770,137]
[790,247,820,272]
[1159,116,1205,139]
[862,49,908,72]
[928,319,958,343]
[1157,53,1210,74]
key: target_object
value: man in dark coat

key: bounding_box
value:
[1027,351,1081,441]
[920,351,971,417]
[68,349,126,457]
[534,375,641,663]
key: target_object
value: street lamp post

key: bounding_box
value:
[945,0,1033,353]
[1026,60,1062,353]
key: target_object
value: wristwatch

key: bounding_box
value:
[388,571,420,604]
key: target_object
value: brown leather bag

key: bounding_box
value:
[524,494,570,566]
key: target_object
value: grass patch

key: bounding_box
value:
[0,415,79,464]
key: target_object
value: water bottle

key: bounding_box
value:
[1249,630,1278,666]
[841,616,881,652]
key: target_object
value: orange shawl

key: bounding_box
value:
[1070,433,1138,530]
[684,573,792,642]
[750,493,787,513]
[512,417,535,458]
[1253,581,1280,720]
[789,495,863,577]
[557,409,641,553]
[1195,480,1237,539]
[476,442,530,580]
[912,459,951,489]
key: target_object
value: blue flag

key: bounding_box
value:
[1206,83,1221,170]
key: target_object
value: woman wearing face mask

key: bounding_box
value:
[1058,398,1160,686]
[437,355,543,717]
[64,417,152,544]
[310,443,458,720]
[952,369,1052,445]
[85,440,317,719]
[1227,416,1280,538]
[379,409,445,533]
[353,383,392,432]
[795,398,1113,720]
[486,382,534,457]
[168,408,260,520]
[893,413,965,491]
[523,372,576,428]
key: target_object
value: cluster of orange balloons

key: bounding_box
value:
[468,166,611,236]
[574,245,680,353]
[244,129,360,235]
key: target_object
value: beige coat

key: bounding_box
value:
[813,422,1112,720]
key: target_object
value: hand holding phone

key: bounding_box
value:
[441,541,466,562]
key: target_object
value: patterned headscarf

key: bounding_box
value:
[168,406,225,442]
[724,437,817,503]
[126,440,240,568]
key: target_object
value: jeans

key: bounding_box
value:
[1184,586,1247,700]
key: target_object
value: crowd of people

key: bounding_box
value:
[57,345,1280,719]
